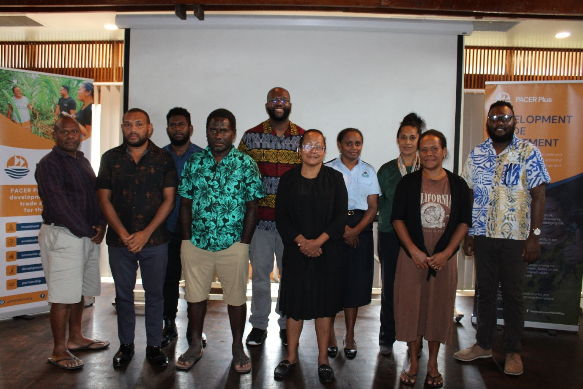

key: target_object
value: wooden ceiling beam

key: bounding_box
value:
[1,1,582,19]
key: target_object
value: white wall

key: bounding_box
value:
[125,15,464,172]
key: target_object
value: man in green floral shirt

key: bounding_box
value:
[175,108,265,374]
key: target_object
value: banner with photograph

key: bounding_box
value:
[474,81,583,331]
[0,67,93,319]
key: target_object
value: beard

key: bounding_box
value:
[487,123,515,143]
[125,135,148,148]
[267,105,291,122]
[169,135,189,146]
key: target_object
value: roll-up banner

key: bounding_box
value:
[0,68,92,319]
[471,81,583,332]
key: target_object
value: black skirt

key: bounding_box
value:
[341,211,375,308]
[278,263,343,321]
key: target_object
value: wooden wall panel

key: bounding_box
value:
[465,46,583,89]
[0,41,124,82]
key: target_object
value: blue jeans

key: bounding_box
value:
[474,236,527,354]
[109,243,168,347]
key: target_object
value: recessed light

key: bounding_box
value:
[555,32,571,38]
[104,24,119,30]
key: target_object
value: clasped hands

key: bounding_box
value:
[298,239,323,257]
[410,248,448,271]
[123,230,150,253]
[342,226,360,248]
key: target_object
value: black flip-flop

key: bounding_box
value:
[232,356,252,374]
[47,357,84,370]
[400,371,417,386]
[69,340,110,352]
[425,373,443,388]
[176,349,203,371]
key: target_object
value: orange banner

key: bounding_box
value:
[485,82,583,183]
[0,290,47,307]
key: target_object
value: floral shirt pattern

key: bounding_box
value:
[178,147,265,251]
[462,135,550,240]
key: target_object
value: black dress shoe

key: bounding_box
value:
[146,346,169,367]
[344,338,357,359]
[161,317,178,348]
[113,343,134,368]
[186,329,207,348]
[318,364,334,383]
[274,359,296,380]
[327,346,338,358]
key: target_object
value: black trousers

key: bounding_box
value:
[163,231,182,320]
[474,236,527,353]
[378,231,400,346]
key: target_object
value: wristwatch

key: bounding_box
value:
[530,227,541,236]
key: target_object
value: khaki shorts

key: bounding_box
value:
[38,224,101,304]
[181,240,249,306]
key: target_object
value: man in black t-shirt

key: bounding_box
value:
[54,85,77,120]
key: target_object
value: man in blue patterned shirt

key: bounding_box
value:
[455,101,550,376]
[175,108,265,373]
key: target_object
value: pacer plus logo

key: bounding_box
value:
[5,155,30,179]
[496,92,511,103]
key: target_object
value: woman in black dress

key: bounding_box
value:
[274,129,348,383]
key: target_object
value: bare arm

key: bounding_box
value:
[179,197,193,241]
[392,219,428,269]
[240,199,258,244]
[463,189,475,256]
[126,186,176,253]
[97,188,131,242]
[523,184,546,263]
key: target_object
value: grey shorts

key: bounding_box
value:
[38,224,101,304]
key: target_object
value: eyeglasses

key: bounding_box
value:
[267,97,290,105]
[488,114,513,123]
[301,144,325,153]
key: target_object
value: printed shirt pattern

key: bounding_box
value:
[462,135,550,240]
[96,141,178,247]
[178,147,265,252]
[325,156,381,210]
[238,120,305,231]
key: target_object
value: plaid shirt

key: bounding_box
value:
[35,146,104,238]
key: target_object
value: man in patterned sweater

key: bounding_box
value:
[239,87,306,346]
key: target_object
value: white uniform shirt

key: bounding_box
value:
[326,156,381,211]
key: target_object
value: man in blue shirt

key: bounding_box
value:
[161,107,203,348]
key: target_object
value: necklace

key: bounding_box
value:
[398,154,420,177]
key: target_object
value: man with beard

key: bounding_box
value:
[238,87,305,346]
[97,108,177,368]
[176,109,264,372]
[160,107,205,348]
[455,101,550,376]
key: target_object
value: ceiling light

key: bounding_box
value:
[104,24,119,30]
[555,32,571,38]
